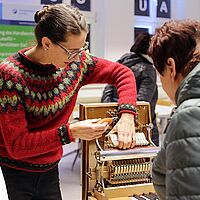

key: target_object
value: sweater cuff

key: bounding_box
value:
[58,124,75,145]
[118,103,137,116]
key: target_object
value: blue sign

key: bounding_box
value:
[135,0,150,16]
[0,3,2,19]
[71,0,91,11]
[157,0,171,18]
[0,19,35,26]
[41,0,63,4]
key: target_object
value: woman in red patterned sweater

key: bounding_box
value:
[0,4,137,200]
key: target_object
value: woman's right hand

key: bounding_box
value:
[69,119,109,141]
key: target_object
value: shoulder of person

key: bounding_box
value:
[139,54,153,65]
[117,52,143,67]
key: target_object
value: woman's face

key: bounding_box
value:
[159,72,176,104]
[48,31,88,68]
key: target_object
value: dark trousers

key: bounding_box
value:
[1,165,62,200]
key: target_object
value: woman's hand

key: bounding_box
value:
[108,113,135,149]
[69,119,109,141]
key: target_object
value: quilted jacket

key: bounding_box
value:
[152,63,200,200]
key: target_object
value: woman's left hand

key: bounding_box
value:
[108,113,136,149]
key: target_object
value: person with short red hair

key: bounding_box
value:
[149,19,200,200]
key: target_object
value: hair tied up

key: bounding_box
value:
[34,6,49,23]
[34,10,41,23]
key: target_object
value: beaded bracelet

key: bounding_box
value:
[58,125,71,145]
[118,103,137,114]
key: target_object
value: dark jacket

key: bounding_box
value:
[101,52,158,144]
[152,63,200,199]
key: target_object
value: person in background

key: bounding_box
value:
[101,32,159,146]
[0,4,137,200]
[148,19,200,200]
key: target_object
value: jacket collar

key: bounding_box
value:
[176,62,200,106]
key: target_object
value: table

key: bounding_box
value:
[155,105,174,145]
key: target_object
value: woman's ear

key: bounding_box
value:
[166,58,176,79]
[41,37,52,51]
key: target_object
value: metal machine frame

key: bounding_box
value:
[80,102,159,200]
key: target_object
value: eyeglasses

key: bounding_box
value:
[55,41,89,60]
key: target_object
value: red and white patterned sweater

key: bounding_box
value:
[0,48,136,172]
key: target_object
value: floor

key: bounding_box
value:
[59,142,82,200]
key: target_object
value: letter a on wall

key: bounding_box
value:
[135,0,150,16]
[157,0,171,18]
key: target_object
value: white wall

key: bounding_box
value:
[173,0,200,20]
[78,0,135,103]
[78,0,200,103]
[91,0,134,61]
[90,0,200,61]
